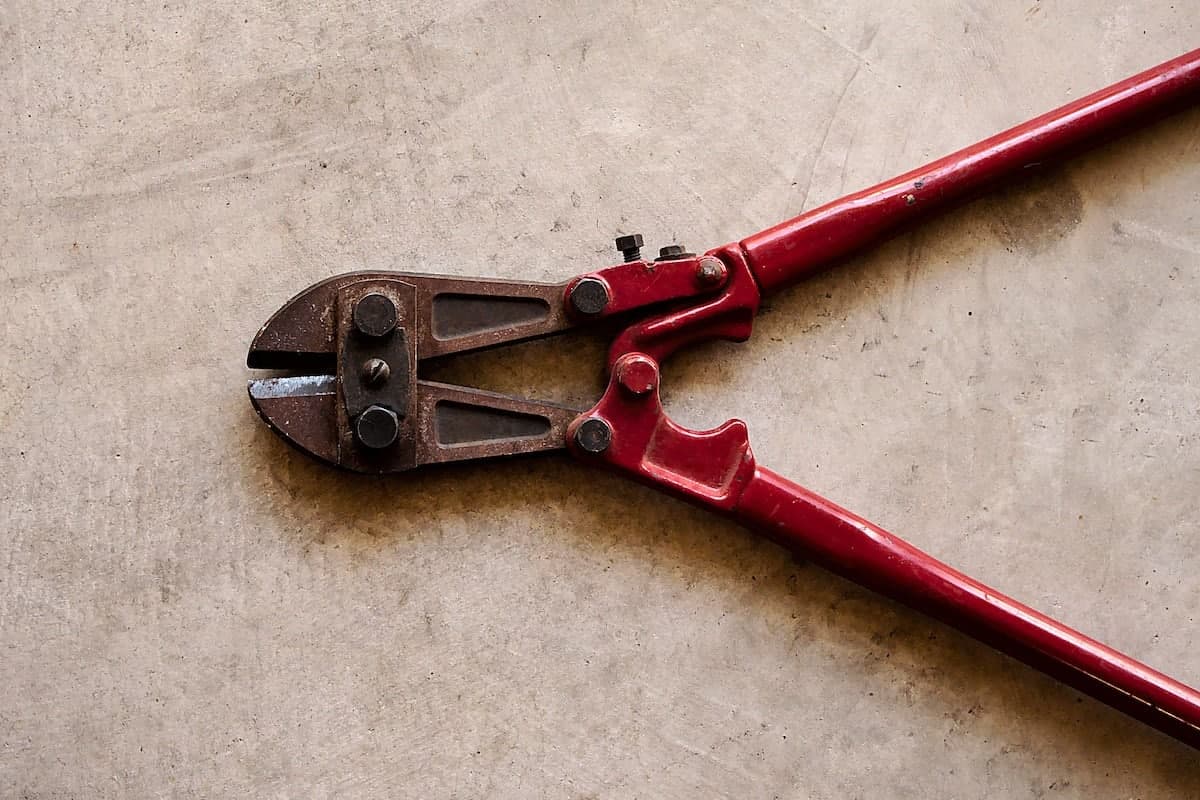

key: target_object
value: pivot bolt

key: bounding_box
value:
[355,404,399,449]
[353,293,398,338]
[569,277,610,316]
[616,355,658,397]
[574,418,612,454]
[614,233,644,263]
[362,357,391,387]
[695,257,726,287]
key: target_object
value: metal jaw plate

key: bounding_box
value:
[248,272,580,473]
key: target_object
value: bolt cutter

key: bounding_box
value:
[248,49,1200,750]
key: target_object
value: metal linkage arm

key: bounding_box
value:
[741,48,1200,295]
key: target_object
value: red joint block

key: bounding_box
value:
[564,256,729,322]
[607,243,762,367]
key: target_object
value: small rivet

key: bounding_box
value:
[569,278,610,316]
[353,293,398,338]
[695,257,726,287]
[574,418,612,454]
[362,357,390,387]
[355,405,399,449]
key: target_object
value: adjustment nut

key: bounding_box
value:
[615,234,644,262]
[655,244,694,262]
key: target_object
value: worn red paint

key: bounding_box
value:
[571,49,1200,749]
[743,48,1200,293]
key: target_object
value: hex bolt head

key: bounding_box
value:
[695,257,727,287]
[655,244,693,262]
[362,357,391,387]
[569,277,610,316]
[614,233,644,263]
[574,418,613,454]
[616,355,658,397]
[352,293,398,338]
[355,404,400,449]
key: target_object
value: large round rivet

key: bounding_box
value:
[569,278,610,316]
[574,418,612,454]
[353,293,398,338]
[355,404,399,449]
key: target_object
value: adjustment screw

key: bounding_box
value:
[616,355,658,397]
[614,233,644,263]
[353,293,398,338]
[362,357,391,387]
[695,257,727,287]
[574,418,612,454]
[355,404,399,449]
[569,277,610,316]
[656,244,694,262]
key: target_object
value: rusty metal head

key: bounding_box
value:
[248,271,580,473]
[248,255,735,474]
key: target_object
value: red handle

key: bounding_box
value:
[741,48,1200,295]
[735,466,1200,748]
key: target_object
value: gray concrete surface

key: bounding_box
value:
[2,2,1199,797]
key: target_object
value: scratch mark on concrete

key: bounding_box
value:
[798,61,862,212]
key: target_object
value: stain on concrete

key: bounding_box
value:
[985,172,1085,255]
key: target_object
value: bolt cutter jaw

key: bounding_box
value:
[247,270,579,473]
[247,254,736,472]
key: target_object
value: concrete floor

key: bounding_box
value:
[2,2,1199,796]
